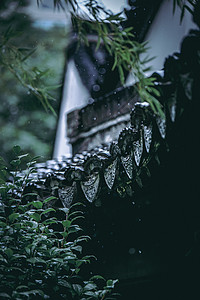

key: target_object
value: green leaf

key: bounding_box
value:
[44,84,62,91]
[0,221,7,228]
[173,0,176,14]
[62,220,71,228]
[72,245,82,253]
[16,285,29,291]
[84,283,97,291]
[10,159,21,167]
[13,222,21,229]
[25,247,31,255]
[84,291,97,296]
[61,232,68,238]
[19,289,44,297]
[73,284,83,295]
[70,216,84,223]
[41,208,56,215]
[42,217,57,225]
[30,213,41,222]
[8,213,20,222]
[0,293,11,299]
[180,5,185,23]
[5,248,13,259]
[52,258,63,263]
[68,210,84,218]
[18,154,29,160]
[58,207,69,214]
[27,257,37,264]
[75,235,91,243]
[43,196,57,203]
[13,145,21,155]
[69,202,85,209]
[68,225,82,234]
[0,256,8,264]
[184,4,193,14]
[118,65,125,84]
[23,193,38,198]
[10,254,27,261]
[90,275,105,281]
[21,48,36,62]
[106,279,118,288]
[32,201,43,209]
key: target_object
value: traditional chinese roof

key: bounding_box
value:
[30,96,168,207]
[25,27,200,212]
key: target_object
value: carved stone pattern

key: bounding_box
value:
[133,134,143,166]
[104,159,117,189]
[58,182,76,208]
[156,115,166,139]
[143,124,152,153]
[81,174,100,202]
[121,154,133,179]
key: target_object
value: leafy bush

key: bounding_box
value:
[0,147,119,299]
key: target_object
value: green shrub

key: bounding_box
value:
[0,147,119,299]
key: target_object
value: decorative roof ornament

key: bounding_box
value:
[58,182,77,208]
[156,113,166,139]
[80,173,100,203]
[121,153,133,179]
[104,159,118,189]
[64,166,84,183]
[109,141,121,158]
[133,130,143,166]
[118,127,139,156]
[22,28,200,207]
[143,124,153,153]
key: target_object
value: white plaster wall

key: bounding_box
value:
[53,60,90,158]
[126,0,197,84]
[145,0,197,71]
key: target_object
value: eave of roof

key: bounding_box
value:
[25,28,200,209]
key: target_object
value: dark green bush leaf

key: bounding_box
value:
[43,196,57,203]
[61,232,68,238]
[41,208,56,215]
[30,213,41,222]
[62,220,71,229]
[42,217,57,225]
[13,145,21,155]
[0,293,11,298]
[5,248,13,259]
[90,275,106,281]
[10,159,21,167]
[106,279,119,288]
[8,213,20,222]
[73,284,83,295]
[84,283,97,291]
[31,201,43,209]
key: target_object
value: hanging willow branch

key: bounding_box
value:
[173,0,197,21]
[45,0,164,116]
[41,0,197,117]
[0,26,58,115]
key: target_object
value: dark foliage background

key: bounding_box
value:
[0,0,67,164]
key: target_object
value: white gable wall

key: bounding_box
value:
[53,60,90,158]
